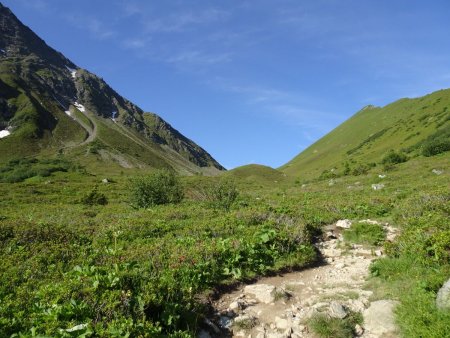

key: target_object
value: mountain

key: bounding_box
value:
[0,3,224,175]
[281,89,450,179]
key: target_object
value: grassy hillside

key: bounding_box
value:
[281,89,450,180]
[0,151,448,337]
[225,164,289,186]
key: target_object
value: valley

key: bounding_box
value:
[0,2,449,338]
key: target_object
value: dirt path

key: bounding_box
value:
[204,220,400,338]
[74,109,97,146]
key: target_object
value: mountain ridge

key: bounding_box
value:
[0,2,224,174]
[281,88,450,179]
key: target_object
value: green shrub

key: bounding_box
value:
[129,169,183,208]
[205,179,239,211]
[351,163,371,176]
[381,150,409,165]
[79,186,108,206]
[422,138,450,156]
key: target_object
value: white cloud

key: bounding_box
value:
[167,50,232,65]
[143,8,229,33]
[64,14,115,40]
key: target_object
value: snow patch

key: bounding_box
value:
[111,111,117,122]
[65,110,72,117]
[65,65,77,79]
[74,102,85,112]
[0,130,11,138]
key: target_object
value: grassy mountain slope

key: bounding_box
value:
[0,3,223,174]
[281,89,450,179]
[226,164,289,185]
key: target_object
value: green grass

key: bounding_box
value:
[0,152,447,336]
[281,88,450,180]
[308,311,363,338]
[343,221,385,246]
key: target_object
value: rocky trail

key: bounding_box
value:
[202,220,400,338]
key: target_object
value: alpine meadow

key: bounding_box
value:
[0,2,449,338]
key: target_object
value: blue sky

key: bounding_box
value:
[4,0,450,169]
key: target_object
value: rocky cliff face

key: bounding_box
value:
[0,2,224,172]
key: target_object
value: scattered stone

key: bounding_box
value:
[336,219,352,229]
[359,219,380,225]
[101,178,109,183]
[218,315,233,329]
[432,169,443,175]
[375,249,383,256]
[244,284,277,304]
[436,278,450,310]
[325,231,336,239]
[328,179,335,186]
[363,300,399,336]
[354,323,364,336]
[371,183,385,190]
[378,174,386,178]
[329,301,347,319]
[335,262,345,269]
[229,300,242,312]
[274,316,289,330]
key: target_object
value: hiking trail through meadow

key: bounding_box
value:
[203,220,400,338]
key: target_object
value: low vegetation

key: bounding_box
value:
[308,311,363,338]
[343,221,385,246]
[129,169,184,208]
[0,153,447,337]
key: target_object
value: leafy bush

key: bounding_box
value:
[381,150,409,165]
[204,179,239,211]
[422,138,450,156]
[406,124,450,156]
[0,157,73,183]
[351,163,374,176]
[129,169,183,208]
[79,186,108,206]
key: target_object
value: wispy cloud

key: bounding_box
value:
[167,50,232,65]
[64,14,115,40]
[143,8,229,33]
[16,0,49,12]
[122,37,150,50]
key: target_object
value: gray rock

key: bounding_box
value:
[436,278,450,310]
[371,183,385,190]
[229,300,242,312]
[432,169,443,175]
[274,316,289,330]
[218,315,233,329]
[329,301,347,319]
[244,284,277,303]
[335,262,345,269]
[336,219,352,229]
[101,178,109,183]
[363,300,399,336]
[354,324,364,336]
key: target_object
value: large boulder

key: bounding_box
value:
[363,300,399,336]
[436,278,450,310]
[244,284,277,303]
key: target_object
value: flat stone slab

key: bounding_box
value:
[244,284,277,303]
[363,300,399,336]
